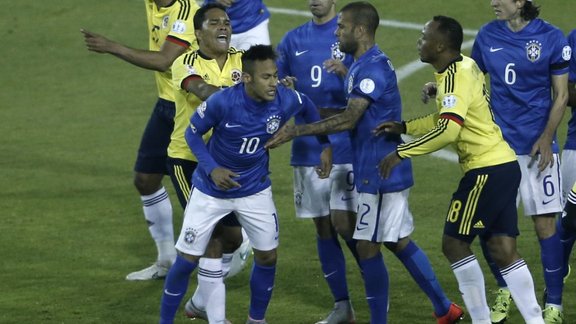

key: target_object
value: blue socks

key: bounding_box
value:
[396,241,451,316]
[249,263,276,320]
[159,255,198,324]
[540,233,563,305]
[359,253,388,324]
[317,237,350,301]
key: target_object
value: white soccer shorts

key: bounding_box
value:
[230,19,270,51]
[293,164,358,218]
[353,189,414,243]
[176,187,279,256]
[517,154,563,216]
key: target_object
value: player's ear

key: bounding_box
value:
[242,72,252,83]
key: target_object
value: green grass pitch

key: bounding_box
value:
[1,0,574,323]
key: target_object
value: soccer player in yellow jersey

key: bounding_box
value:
[81,0,199,280]
[166,3,244,323]
[375,16,544,324]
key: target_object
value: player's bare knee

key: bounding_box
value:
[356,240,381,260]
[203,238,223,258]
[221,226,243,253]
[532,214,557,239]
[253,249,277,266]
[313,216,333,239]
[178,251,201,264]
[331,211,356,241]
[442,235,472,263]
[133,172,163,195]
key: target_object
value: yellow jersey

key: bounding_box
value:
[398,55,516,172]
[145,0,199,101]
[168,48,244,161]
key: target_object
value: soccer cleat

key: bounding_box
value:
[542,305,564,324]
[489,288,512,324]
[184,299,208,320]
[125,262,169,281]
[246,317,268,324]
[434,303,464,324]
[315,300,356,324]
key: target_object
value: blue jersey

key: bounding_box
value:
[566,29,576,150]
[203,0,269,34]
[186,84,322,198]
[277,16,354,166]
[346,45,413,194]
[471,19,570,154]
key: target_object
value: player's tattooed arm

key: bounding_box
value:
[297,97,369,135]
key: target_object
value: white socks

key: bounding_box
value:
[141,187,175,265]
[501,259,544,324]
[192,258,226,323]
[451,255,491,323]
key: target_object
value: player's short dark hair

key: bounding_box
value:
[521,1,540,20]
[242,45,277,74]
[433,15,463,52]
[193,3,227,30]
[340,1,379,35]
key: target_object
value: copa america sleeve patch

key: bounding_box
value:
[172,20,187,34]
[562,45,572,61]
[359,78,375,94]
[441,95,457,109]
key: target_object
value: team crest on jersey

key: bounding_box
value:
[162,15,169,29]
[266,115,282,134]
[197,101,207,118]
[441,95,457,109]
[231,69,242,84]
[172,20,187,34]
[183,227,198,244]
[562,46,572,61]
[525,40,542,62]
[330,42,346,61]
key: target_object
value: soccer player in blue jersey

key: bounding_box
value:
[81,0,200,280]
[166,4,246,322]
[377,15,544,324]
[203,0,270,50]
[266,3,462,324]
[469,1,571,322]
[276,1,358,323]
[555,28,576,302]
[159,45,332,324]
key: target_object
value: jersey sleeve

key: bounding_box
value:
[172,53,202,91]
[166,3,199,48]
[550,29,571,76]
[569,30,576,83]
[349,60,388,103]
[405,113,439,136]
[185,96,224,174]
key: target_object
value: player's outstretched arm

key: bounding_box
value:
[81,29,187,72]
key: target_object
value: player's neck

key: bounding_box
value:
[353,41,375,60]
[433,53,461,73]
[313,13,336,25]
[506,17,530,32]
[198,49,228,70]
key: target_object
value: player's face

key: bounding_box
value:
[417,20,439,64]
[490,0,522,21]
[309,0,334,19]
[244,59,278,102]
[335,11,358,55]
[196,8,231,55]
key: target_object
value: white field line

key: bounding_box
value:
[270,7,475,163]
